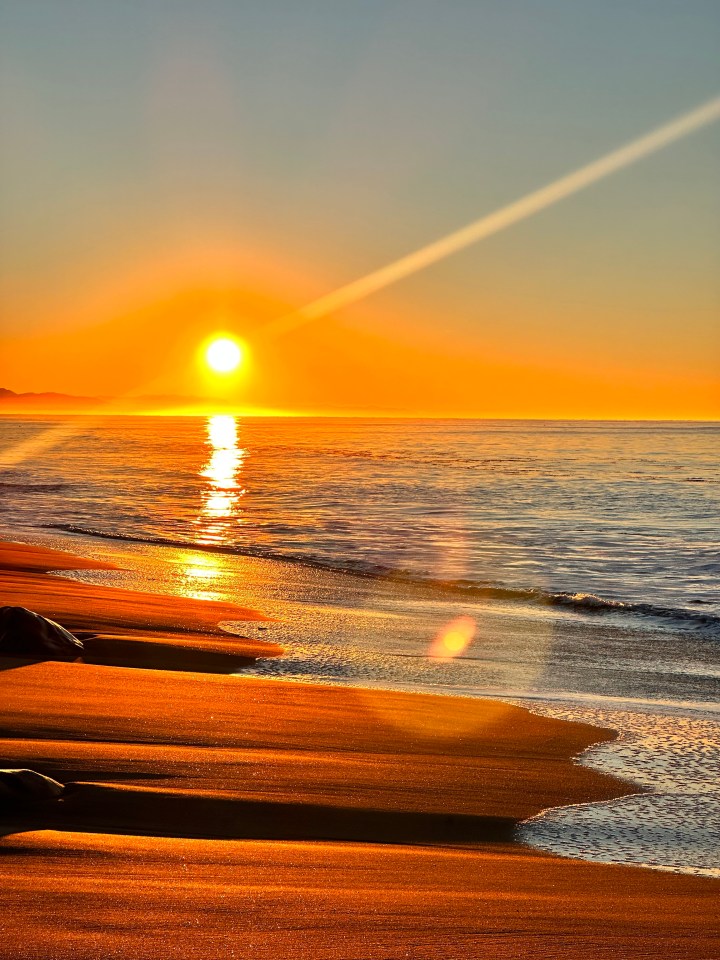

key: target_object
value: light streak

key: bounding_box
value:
[261,96,720,340]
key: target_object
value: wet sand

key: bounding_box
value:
[0,539,717,958]
[0,540,282,669]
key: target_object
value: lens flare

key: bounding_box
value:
[260,95,720,341]
[429,616,476,661]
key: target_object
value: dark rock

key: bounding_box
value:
[0,769,64,801]
[0,606,83,661]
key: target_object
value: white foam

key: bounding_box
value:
[515,700,720,876]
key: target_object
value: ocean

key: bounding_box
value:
[1,415,718,876]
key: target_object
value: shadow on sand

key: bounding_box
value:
[0,780,517,847]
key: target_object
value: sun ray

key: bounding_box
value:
[260,95,720,341]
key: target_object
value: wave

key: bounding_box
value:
[43,522,720,631]
[0,481,69,492]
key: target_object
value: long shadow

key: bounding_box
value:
[0,656,49,673]
[0,644,256,675]
[0,781,517,847]
[80,637,256,673]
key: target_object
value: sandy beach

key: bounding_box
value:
[0,539,717,959]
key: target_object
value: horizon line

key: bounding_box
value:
[1,408,718,424]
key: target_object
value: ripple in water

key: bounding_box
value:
[515,702,720,877]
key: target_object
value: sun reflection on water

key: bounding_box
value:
[196,414,245,545]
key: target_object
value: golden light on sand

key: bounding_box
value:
[180,551,224,602]
[205,337,243,374]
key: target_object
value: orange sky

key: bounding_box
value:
[1,281,717,419]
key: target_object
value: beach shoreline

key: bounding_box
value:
[0,538,717,958]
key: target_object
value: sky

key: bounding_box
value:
[0,0,718,417]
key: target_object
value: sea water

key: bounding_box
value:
[1,415,718,874]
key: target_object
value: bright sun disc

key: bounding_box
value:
[206,337,243,373]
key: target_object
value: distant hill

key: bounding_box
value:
[0,387,100,409]
[0,387,219,414]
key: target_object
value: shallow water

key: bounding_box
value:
[512,700,720,877]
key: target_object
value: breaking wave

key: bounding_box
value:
[43,522,720,631]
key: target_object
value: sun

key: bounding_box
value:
[205,337,243,374]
